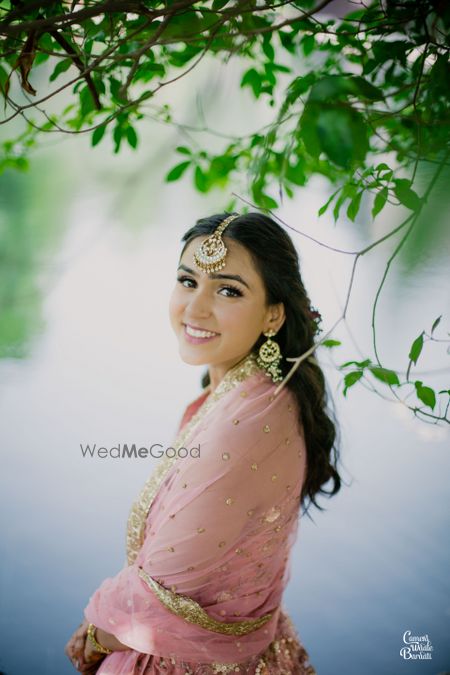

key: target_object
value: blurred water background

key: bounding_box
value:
[0,49,449,675]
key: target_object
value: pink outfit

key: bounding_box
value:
[84,353,316,674]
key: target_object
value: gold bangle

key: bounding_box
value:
[87,623,113,655]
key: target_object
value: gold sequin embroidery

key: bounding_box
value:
[264,506,281,522]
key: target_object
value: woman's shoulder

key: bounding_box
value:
[207,371,301,444]
[226,369,298,415]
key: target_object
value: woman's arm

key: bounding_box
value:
[94,627,129,652]
[65,620,130,672]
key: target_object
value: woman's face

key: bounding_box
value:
[169,235,285,371]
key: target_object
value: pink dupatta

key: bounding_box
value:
[84,352,308,672]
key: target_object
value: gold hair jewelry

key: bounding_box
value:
[256,330,283,383]
[87,623,113,655]
[193,214,239,273]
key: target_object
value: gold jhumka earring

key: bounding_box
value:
[256,330,283,383]
[193,213,240,274]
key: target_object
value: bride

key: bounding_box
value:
[65,211,341,674]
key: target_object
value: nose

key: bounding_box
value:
[185,284,212,319]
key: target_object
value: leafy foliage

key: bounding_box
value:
[0,0,448,218]
[0,0,449,423]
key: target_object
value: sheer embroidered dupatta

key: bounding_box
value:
[84,352,307,664]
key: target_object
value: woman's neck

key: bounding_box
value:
[207,351,254,393]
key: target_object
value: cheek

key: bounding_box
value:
[220,305,243,328]
[219,302,261,336]
[168,287,184,323]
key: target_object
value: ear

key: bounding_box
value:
[263,302,285,335]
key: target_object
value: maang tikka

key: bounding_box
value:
[256,329,283,383]
[193,213,240,273]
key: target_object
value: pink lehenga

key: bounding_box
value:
[84,352,317,674]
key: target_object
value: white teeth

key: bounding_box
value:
[185,324,218,338]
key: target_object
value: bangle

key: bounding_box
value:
[87,623,113,655]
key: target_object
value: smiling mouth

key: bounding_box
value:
[183,323,220,339]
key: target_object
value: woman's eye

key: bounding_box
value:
[177,275,196,288]
[219,286,243,298]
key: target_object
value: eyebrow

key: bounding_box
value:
[177,264,251,290]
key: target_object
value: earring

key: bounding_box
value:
[256,330,283,383]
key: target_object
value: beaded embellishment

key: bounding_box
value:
[193,214,239,273]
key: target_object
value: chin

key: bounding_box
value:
[178,347,210,366]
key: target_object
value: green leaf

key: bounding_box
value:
[347,190,363,222]
[302,34,315,56]
[0,64,9,97]
[309,75,357,102]
[258,193,278,209]
[381,40,412,66]
[126,126,138,149]
[279,30,295,54]
[393,179,422,211]
[165,160,191,182]
[113,125,122,154]
[270,63,291,74]
[240,68,262,98]
[91,124,106,147]
[414,381,436,410]
[431,315,442,334]
[176,145,192,156]
[369,367,400,385]
[285,157,306,186]
[409,333,424,365]
[284,184,294,198]
[340,359,371,369]
[79,86,96,118]
[299,104,321,159]
[318,187,341,216]
[49,58,72,82]
[109,77,127,104]
[262,34,275,61]
[333,188,350,222]
[343,370,363,396]
[376,163,391,175]
[372,186,388,218]
[351,76,384,101]
[315,107,369,168]
[194,165,209,192]
[212,0,229,9]
[134,62,165,83]
[322,339,341,347]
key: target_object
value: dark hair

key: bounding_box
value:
[179,211,342,519]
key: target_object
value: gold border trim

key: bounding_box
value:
[138,567,272,636]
